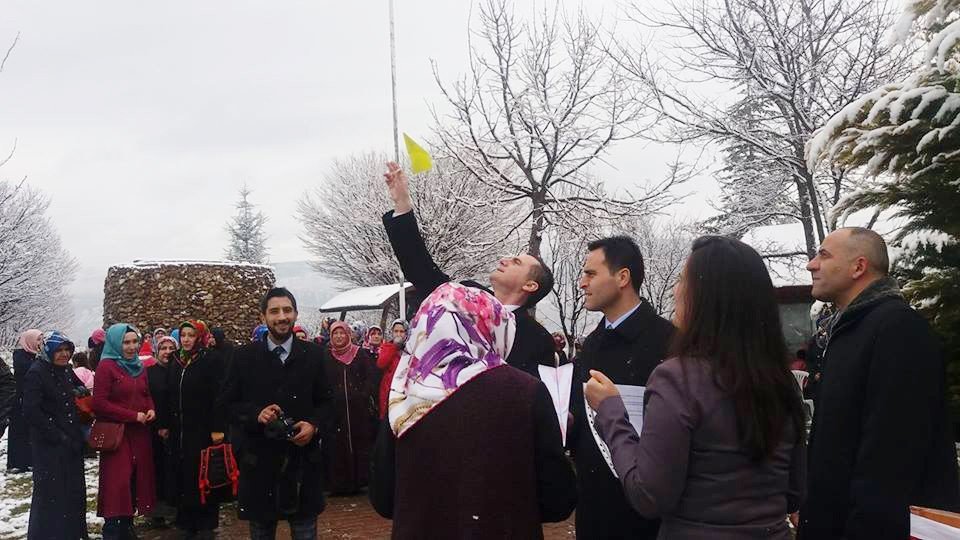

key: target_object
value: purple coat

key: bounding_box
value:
[595,357,804,540]
[92,359,156,518]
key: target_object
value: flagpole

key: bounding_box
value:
[389,0,400,163]
[389,0,406,320]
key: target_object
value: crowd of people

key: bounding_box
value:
[1,160,956,540]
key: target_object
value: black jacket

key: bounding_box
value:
[382,210,555,378]
[568,300,674,539]
[8,349,35,470]
[799,293,959,539]
[217,337,333,521]
[0,354,15,434]
[23,360,87,539]
[157,349,226,508]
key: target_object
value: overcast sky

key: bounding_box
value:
[0,0,720,316]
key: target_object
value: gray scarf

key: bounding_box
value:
[824,277,902,340]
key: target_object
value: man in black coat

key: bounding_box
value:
[799,227,959,539]
[568,236,674,539]
[218,287,333,540]
[382,162,556,378]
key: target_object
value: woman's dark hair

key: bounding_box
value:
[72,351,89,369]
[671,235,805,461]
[87,344,102,371]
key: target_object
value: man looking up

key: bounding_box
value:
[799,227,958,539]
[382,161,555,377]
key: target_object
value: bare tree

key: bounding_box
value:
[0,180,78,348]
[616,0,914,257]
[619,217,694,318]
[542,218,603,349]
[297,152,523,288]
[431,0,688,260]
[224,183,269,264]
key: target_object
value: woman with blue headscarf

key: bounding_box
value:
[23,330,89,539]
[93,324,157,540]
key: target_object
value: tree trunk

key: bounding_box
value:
[795,176,818,259]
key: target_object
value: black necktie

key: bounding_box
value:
[272,346,285,363]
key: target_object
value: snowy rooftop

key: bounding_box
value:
[320,283,413,312]
[113,259,275,270]
[741,223,812,288]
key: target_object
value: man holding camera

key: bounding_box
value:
[219,287,333,539]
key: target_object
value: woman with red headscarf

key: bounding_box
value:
[322,320,380,494]
[156,320,226,539]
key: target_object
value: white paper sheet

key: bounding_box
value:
[538,363,575,445]
[584,383,646,478]
[910,514,960,540]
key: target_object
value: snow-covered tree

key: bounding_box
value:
[297,152,523,288]
[224,183,269,264]
[617,0,914,256]
[0,179,78,348]
[621,217,695,318]
[542,217,603,349]
[807,0,960,412]
[431,0,688,260]
[702,90,796,237]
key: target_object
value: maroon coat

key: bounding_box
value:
[370,365,577,539]
[92,359,156,518]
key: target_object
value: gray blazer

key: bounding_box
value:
[595,357,805,539]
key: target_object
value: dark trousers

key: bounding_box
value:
[101,517,134,540]
[249,516,318,540]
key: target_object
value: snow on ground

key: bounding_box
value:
[0,439,104,539]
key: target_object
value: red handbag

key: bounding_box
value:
[74,395,95,425]
[86,420,124,452]
[199,443,240,504]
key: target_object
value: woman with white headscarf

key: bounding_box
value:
[370,283,576,539]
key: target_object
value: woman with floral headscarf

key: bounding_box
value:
[156,320,226,538]
[322,320,380,494]
[93,323,157,540]
[369,283,577,538]
[24,331,89,539]
[7,329,41,472]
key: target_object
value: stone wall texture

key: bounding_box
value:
[103,261,275,342]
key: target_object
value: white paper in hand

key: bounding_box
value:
[584,383,646,478]
[538,364,575,445]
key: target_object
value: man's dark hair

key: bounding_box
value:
[524,255,555,308]
[259,287,298,314]
[587,236,645,292]
[840,227,890,275]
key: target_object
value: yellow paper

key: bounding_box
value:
[403,133,433,174]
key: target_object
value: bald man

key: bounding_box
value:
[798,228,958,539]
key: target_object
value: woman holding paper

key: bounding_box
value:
[585,235,806,539]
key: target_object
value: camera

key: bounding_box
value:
[265,410,298,441]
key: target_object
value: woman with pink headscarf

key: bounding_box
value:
[8,329,42,471]
[321,320,380,494]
